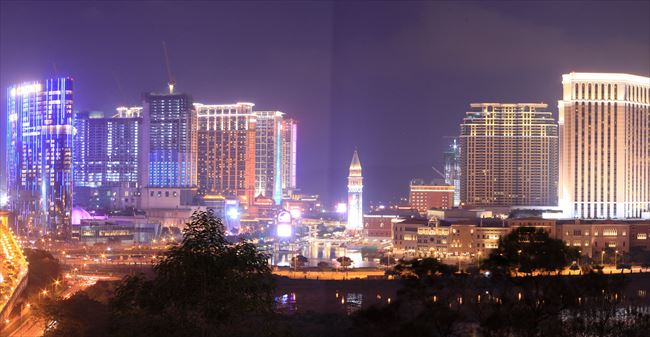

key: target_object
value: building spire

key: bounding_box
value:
[349,149,362,176]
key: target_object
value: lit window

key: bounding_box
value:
[638,233,647,240]
[603,229,617,236]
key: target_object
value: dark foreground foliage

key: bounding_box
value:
[38,224,650,337]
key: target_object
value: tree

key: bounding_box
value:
[337,256,353,269]
[39,292,110,337]
[357,258,463,337]
[24,249,61,297]
[482,227,579,276]
[317,261,330,269]
[386,258,453,280]
[291,254,309,269]
[110,210,276,337]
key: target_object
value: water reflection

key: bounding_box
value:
[275,292,297,314]
[345,293,363,315]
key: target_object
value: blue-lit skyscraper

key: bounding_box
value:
[74,107,142,209]
[6,78,74,236]
[141,92,197,188]
[74,107,142,188]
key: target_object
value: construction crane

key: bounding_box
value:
[162,41,175,94]
[432,167,446,180]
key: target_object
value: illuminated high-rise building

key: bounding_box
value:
[559,73,649,219]
[74,107,142,209]
[141,92,197,188]
[280,118,297,195]
[443,138,461,207]
[196,103,257,205]
[347,150,363,231]
[74,107,142,188]
[6,78,74,236]
[253,111,283,204]
[460,103,558,207]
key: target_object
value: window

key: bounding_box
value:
[638,233,647,240]
[603,229,617,236]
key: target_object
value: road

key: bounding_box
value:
[4,274,118,337]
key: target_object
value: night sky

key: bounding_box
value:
[1,1,649,206]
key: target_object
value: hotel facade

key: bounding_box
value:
[195,103,257,205]
[460,103,558,208]
[558,73,649,219]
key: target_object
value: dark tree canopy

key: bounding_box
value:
[482,227,580,276]
[110,210,276,337]
[291,254,309,268]
[337,256,353,269]
[387,258,453,280]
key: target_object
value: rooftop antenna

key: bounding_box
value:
[162,41,175,94]
[52,62,59,77]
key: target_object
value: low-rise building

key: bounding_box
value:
[393,218,429,256]
[630,221,650,251]
[409,182,454,213]
[556,219,631,258]
[507,217,557,238]
[77,217,162,245]
[364,208,420,239]
[391,215,650,260]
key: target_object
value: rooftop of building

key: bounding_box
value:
[365,208,421,217]
[396,218,430,225]
[555,218,650,225]
[470,103,549,109]
[439,218,508,227]
[562,72,650,85]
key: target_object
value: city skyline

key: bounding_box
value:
[1,1,648,204]
[0,2,649,336]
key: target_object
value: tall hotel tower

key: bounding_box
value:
[141,91,197,188]
[254,111,284,204]
[347,150,363,231]
[559,73,649,219]
[460,103,558,207]
[6,78,74,236]
[280,118,298,195]
[195,103,257,205]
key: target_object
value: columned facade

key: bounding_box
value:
[558,73,649,219]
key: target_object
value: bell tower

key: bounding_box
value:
[347,150,363,231]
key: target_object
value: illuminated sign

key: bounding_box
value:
[10,83,42,97]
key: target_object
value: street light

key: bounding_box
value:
[614,250,619,267]
[601,250,605,265]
